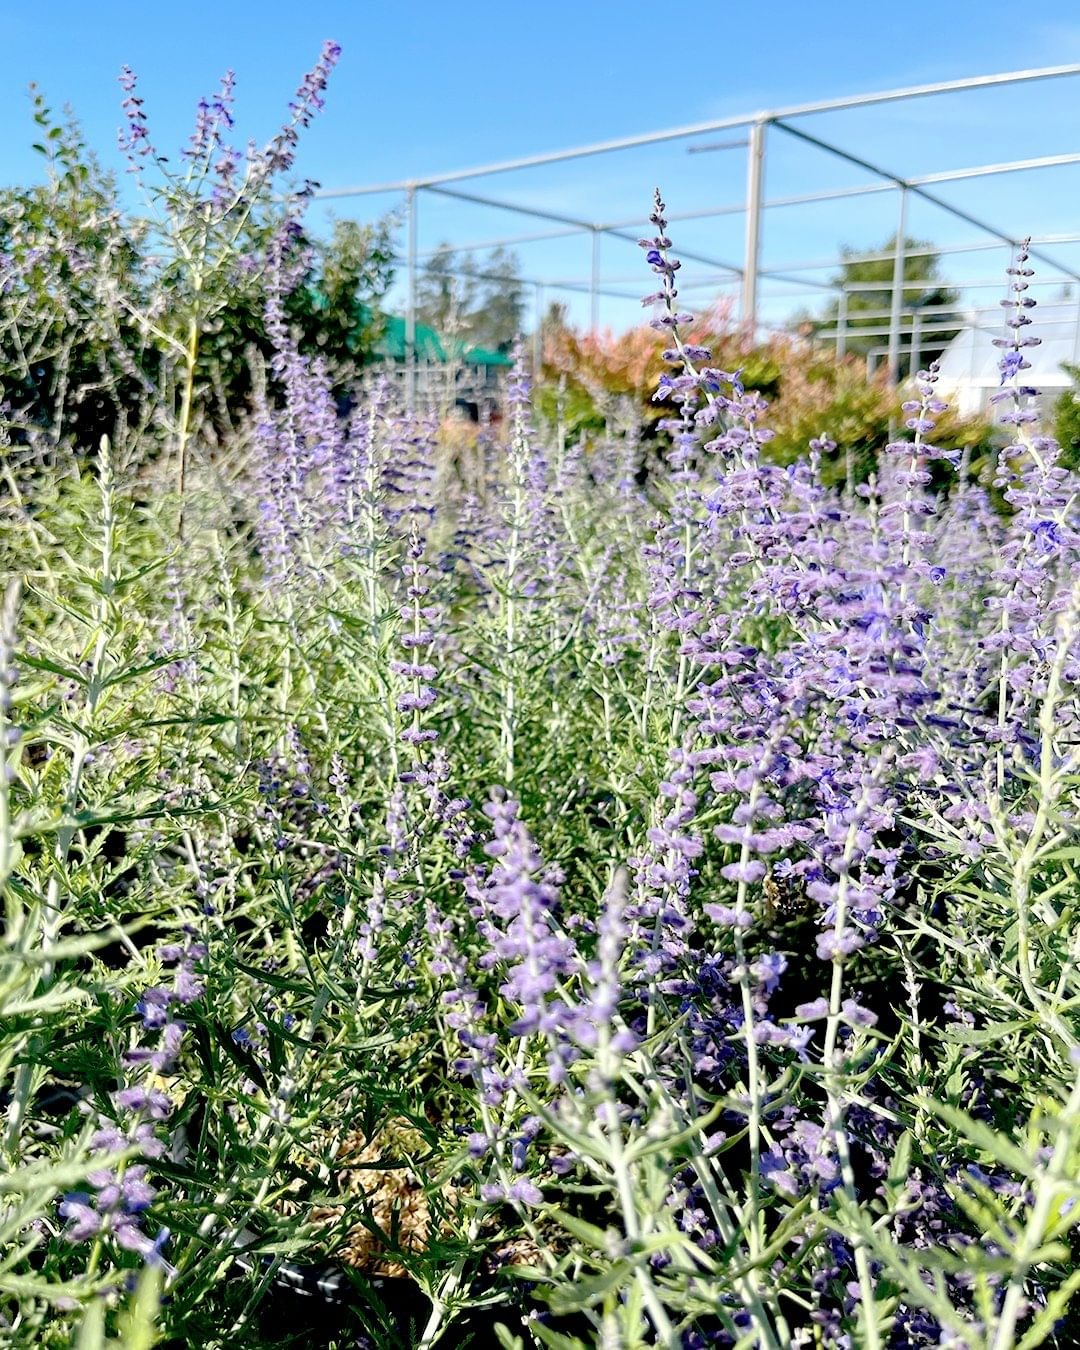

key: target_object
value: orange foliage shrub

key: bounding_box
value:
[537,301,995,486]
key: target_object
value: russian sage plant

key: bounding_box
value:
[3,49,1080,1350]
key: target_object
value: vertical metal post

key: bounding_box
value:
[405,185,418,409]
[836,288,848,359]
[910,305,922,379]
[741,118,767,338]
[886,187,908,386]
[533,282,544,375]
[590,229,600,333]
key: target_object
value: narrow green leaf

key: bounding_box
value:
[1016,1266,1080,1349]
[547,1262,628,1315]
[545,1207,613,1252]
[918,1097,1039,1179]
[14,651,87,686]
[530,1324,588,1350]
[942,1018,1032,1045]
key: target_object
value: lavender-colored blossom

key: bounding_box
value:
[480,1178,543,1206]
[469,795,575,1039]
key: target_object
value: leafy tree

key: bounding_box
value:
[812,234,962,377]
[415,243,479,342]
[1054,363,1080,471]
[302,217,396,384]
[0,87,396,458]
[0,89,152,453]
[471,245,524,352]
[416,243,523,352]
[196,213,396,425]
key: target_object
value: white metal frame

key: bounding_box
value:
[313,65,1080,401]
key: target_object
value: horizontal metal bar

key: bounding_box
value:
[765,239,1015,275]
[830,304,979,320]
[839,276,1076,293]
[815,317,1078,339]
[598,151,1080,237]
[545,271,738,288]
[913,150,1080,185]
[772,120,1080,283]
[758,232,1080,277]
[768,65,1080,125]
[599,201,738,231]
[743,181,895,212]
[394,247,1077,307]
[778,152,1080,205]
[416,216,1062,269]
[861,337,1078,361]
[314,65,1080,197]
[424,183,595,233]
[423,182,747,280]
[816,323,970,339]
[411,225,589,258]
[668,279,1075,303]
[539,280,644,302]
[750,271,837,291]
[542,272,831,297]
[598,182,893,232]
[386,255,640,304]
[387,254,536,291]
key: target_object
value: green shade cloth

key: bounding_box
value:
[373,314,512,367]
[307,291,513,367]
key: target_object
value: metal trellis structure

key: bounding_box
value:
[313,65,1080,404]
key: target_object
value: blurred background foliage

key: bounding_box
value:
[538,298,999,488]
[0,96,397,457]
[6,93,1065,497]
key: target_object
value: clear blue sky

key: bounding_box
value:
[3,0,1080,334]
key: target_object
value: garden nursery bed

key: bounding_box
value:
[2,39,1080,1350]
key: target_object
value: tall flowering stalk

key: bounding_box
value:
[642,200,789,1309]
[984,241,1077,791]
[115,41,341,519]
[497,354,533,786]
[61,937,205,1277]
